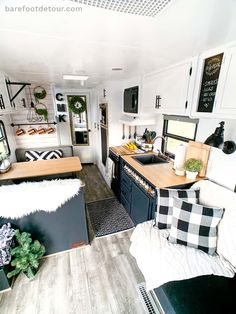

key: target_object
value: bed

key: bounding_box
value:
[130,180,236,313]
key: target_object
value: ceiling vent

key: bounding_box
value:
[77,0,173,17]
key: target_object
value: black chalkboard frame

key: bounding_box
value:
[197,52,224,113]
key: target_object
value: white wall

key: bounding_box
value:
[0,114,17,162]
[10,84,59,149]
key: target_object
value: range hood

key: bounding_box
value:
[119,114,155,126]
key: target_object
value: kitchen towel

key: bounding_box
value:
[174,144,187,170]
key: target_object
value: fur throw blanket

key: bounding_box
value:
[0,179,83,219]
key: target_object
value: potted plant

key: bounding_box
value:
[184,158,203,179]
[7,230,45,280]
[0,153,11,173]
[34,103,48,122]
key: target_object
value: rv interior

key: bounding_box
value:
[0,0,236,313]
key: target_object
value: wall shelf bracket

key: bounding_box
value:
[5,79,31,104]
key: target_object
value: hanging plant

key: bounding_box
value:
[33,86,47,100]
[34,103,48,122]
[68,96,86,115]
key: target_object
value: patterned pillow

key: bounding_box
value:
[155,188,200,229]
[168,197,224,255]
[25,150,63,161]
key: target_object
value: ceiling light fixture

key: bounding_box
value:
[112,67,123,71]
[63,75,89,81]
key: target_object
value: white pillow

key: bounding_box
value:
[192,180,236,268]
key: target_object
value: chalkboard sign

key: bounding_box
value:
[197,53,224,113]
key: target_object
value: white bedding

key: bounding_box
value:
[129,220,235,291]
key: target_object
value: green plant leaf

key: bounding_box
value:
[7,268,21,278]
[35,108,48,122]
[31,260,39,269]
[26,267,36,279]
[33,240,41,251]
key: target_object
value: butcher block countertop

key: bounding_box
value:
[121,153,203,189]
[109,145,139,156]
[0,157,82,181]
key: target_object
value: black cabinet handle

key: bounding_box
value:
[155,95,161,109]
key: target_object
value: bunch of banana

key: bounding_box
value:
[125,141,138,150]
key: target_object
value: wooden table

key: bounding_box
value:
[0,157,82,181]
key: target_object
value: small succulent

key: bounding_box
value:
[184,158,203,172]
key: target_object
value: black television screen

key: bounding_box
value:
[123,86,139,114]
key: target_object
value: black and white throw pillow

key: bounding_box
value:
[25,150,63,161]
[155,188,200,229]
[168,197,224,255]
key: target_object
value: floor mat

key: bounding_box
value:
[87,197,135,237]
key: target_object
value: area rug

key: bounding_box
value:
[87,197,135,237]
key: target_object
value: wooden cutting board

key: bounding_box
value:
[186,141,211,177]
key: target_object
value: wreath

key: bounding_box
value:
[68,96,86,115]
[33,86,47,100]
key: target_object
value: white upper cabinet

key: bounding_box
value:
[142,59,195,115]
[0,74,12,114]
[214,47,236,115]
[191,45,236,118]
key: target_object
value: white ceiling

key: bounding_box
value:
[0,0,236,88]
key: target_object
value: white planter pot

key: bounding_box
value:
[186,170,198,180]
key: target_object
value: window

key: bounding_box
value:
[162,115,199,158]
[0,121,10,159]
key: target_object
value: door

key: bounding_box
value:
[142,72,160,113]
[67,94,94,163]
[130,182,150,225]
[156,61,192,114]
[100,125,108,166]
[142,60,192,115]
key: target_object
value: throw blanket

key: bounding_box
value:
[130,221,235,291]
[0,223,15,267]
[0,179,83,219]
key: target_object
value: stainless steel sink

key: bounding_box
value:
[132,154,168,165]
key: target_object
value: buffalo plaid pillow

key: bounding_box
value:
[168,197,224,255]
[154,188,200,229]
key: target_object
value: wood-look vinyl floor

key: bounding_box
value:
[0,165,145,313]
[0,230,145,314]
[78,164,114,203]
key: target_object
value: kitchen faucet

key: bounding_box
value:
[152,136,168,159]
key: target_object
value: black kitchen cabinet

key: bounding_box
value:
[119,159,196,225]
[130,182,151,225]
[120,161,156,225]
[120,169,132,214]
